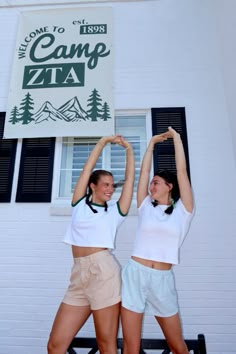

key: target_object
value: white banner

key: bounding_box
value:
[4,7,114,138]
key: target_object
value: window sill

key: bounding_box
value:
[50,201,138,216]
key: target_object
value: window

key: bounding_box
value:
[59,114,146,198]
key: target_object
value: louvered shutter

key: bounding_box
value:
[0,113,17,202]
[151,107,191,180]
[16,137,55,202]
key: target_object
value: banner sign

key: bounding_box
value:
[4,7,114,138]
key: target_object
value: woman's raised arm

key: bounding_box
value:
[167,126,193,212]
[117,137,135,215]
[137,133,169,207]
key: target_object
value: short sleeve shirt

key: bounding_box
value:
[132,196,194,264]
[63,196,126,249]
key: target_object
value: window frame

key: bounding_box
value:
[51,110,148,205]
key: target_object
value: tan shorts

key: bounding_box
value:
[62,250,121,310]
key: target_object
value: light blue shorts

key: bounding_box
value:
[121,259,179,317]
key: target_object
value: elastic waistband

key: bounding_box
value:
[128,258,172,274]
[74,249,111,264]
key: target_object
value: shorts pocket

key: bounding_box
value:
[165,271,177,298]
[90,255,120,282]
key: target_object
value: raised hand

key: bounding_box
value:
[99,135,122,145]
[167,126,181,140]
[151,131,171,144]
[118,136,131,149]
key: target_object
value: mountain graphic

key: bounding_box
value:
[58,96,88,121]
[34,101,69,124]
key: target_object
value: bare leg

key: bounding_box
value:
[155,313,189,354]
[47,302,91,354]
[121,306,144,354]
[93,303,120,354]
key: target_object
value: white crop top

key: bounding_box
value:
[63,196,126,249]
[132,195,194,265]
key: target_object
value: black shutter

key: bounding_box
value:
[151,107,191,180]
[0,112,17,203]
[16,137,55,202]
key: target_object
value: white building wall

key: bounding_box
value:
[0,1,236,354]
[210,0,236,164]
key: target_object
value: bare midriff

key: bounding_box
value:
[131,256,172,270]
[72,245,107,258]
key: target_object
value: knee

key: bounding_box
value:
[47,337,61,354]
[97,336,117,354]
[122,337,140,354]
[47,338,55,354]
[169,341,189,354]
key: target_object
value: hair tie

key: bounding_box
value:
[85,194,108,213]
[85,194,98,214]
[152,200,158,207]
[171,198,175,208]
[164,205,174,215]
[104,202,108,212]
[152,198,175,214]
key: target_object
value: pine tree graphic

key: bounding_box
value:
[19,92,34,124]
[9,106,20,124]
[87,89,103,122]
[101,102,111,121]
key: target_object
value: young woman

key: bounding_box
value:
[47,135,134,354]
[121,127,194,354]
